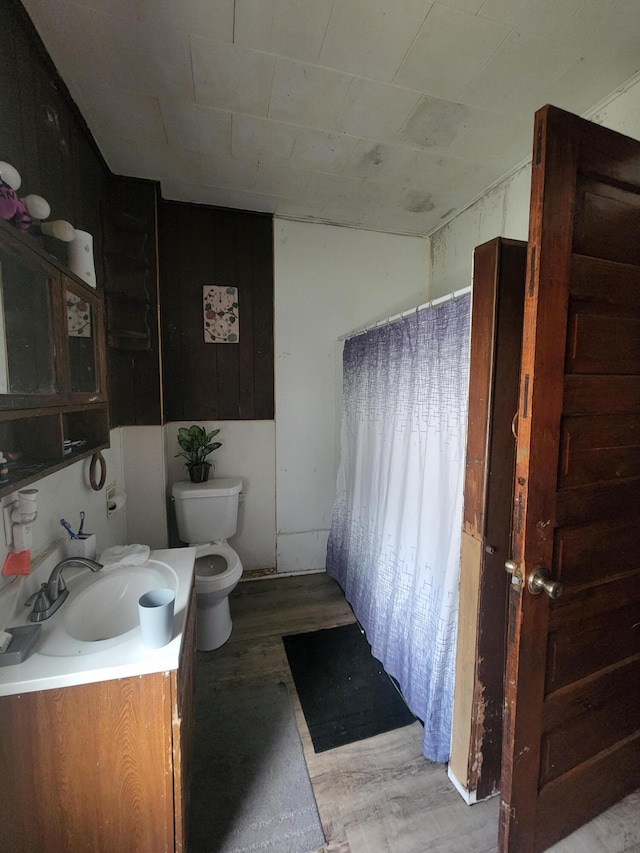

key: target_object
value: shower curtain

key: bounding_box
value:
[326,293,471,762]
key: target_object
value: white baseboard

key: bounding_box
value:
[447,764,500,806]
[447,765,478,805]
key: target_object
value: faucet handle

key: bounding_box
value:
[25,583,51,613]
[52,572,67,597]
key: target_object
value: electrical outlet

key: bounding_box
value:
[106,482,116,517]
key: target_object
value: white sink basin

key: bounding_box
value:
[38,562,178,657]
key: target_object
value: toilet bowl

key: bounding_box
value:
[193,541,243,650]
[172,477,244,651]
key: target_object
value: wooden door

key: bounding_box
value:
[500,105,640,852]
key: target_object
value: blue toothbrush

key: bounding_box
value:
[60,518,78,539]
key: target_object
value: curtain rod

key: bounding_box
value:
[338,285,472,342]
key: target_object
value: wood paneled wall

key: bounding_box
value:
[0,0,106,279]
[159,201,274,421]
[1,2,275,427]
[102,176,162,425]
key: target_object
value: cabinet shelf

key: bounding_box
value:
[0,405,109,497]
[0,442,108,499]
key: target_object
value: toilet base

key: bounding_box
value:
[196,594,233,651]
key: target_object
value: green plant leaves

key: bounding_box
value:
[175,425,222,466]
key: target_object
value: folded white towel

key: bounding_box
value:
[99,544,151,570]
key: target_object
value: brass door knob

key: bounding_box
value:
[528,568,563,599]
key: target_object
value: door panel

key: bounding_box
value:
[546,599,640,691]
[535,735,640,852]
[564,374,640,413]
[499,105,640,852]
[559,413,640,487]
[554,519,639,585]
[574,180,640,265]
[566,304,640,373]
[555,477,640,525]
[570,254,640,301]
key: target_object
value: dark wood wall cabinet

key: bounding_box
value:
[0,221,109,496]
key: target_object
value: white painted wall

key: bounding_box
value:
[164,420,276,571]
[274,219,429,573]
[119,221,427,577]
[588,73,640,144]
[429,74,640,298]
[429,163,532,298]
[123,219,429,578]
[118,421,276,571]
[0,428,126,594]
[121,425,168,550]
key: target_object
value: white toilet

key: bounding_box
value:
[172,477,243,651]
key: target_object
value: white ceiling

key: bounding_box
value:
[22,0,640,237]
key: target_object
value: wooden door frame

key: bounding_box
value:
[449,237,526,802]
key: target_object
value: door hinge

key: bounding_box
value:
[535,118,543,164]
[500,799,517,819]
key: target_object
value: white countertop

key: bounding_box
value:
[0,547,196,697]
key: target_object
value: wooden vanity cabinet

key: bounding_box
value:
[0,584,196,853]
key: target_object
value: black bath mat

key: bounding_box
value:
[283,622,415,753]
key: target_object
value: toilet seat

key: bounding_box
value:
[193,541,242,594]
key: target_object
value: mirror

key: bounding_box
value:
[0,245,57,395]
[67,289,97,394]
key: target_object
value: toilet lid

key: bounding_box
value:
[195,553,229,577]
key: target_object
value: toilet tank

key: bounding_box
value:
[172,478,242,544]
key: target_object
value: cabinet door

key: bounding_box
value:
[0,235,62,409]
[64,276,107,403]
[0,674,176,853]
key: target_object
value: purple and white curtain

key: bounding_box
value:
[327,294,471,762]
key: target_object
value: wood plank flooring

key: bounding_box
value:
[195,573,640,853]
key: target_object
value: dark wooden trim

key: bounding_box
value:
[452,237,526,801]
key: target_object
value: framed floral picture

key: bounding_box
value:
[203,285,239,343]
[67,291,92,338]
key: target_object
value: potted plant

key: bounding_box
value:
[175,425,222,483]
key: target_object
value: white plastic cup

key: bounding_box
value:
[138,588,175,648]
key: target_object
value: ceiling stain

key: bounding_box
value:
[400,97,474,150]
[404,192,435,214]
[362,144,384,168]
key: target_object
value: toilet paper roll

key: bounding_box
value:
[68,228,97,288]
[107,493,127,514]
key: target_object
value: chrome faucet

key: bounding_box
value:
[25,557,103,622]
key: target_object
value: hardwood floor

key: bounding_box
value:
[195,573,640,853]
